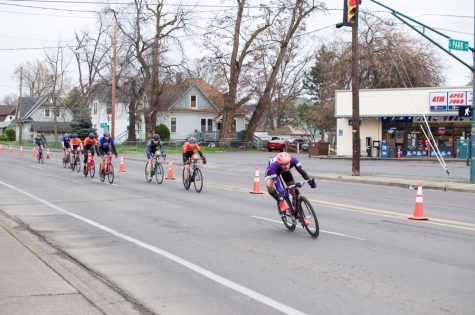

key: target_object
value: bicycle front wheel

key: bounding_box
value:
[299,196,319,238]
[279,197,296,231]
[90,161,95,178]
[145,162,153,183]
[75,157,81,173]
[100,163,106,182]
[182,168,191,190]
[155,162,164,184]
[193,168,203,193]
[107,164,114,184]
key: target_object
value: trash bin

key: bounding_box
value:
[308,142,329,157]
[456,139,469,159]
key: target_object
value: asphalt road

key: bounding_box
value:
[1,149,474,314]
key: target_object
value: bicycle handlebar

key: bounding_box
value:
[285,179,311,190]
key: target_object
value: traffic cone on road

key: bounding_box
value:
[0,144,2,154]
[32,148,36,158]
[250,166,264,194]
[397,149,401,158]
[46,148,50,159]
[166,161,175,180]
[119,157,126,172]
[9,145,12,154]
[409,182,428,221]
[19,146,23,157]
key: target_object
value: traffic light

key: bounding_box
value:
[343,0,358,27]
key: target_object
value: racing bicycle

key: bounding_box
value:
[145,154,165,184]
[99,152,114,184]
[37,147,44,164]
[70,150,81,173]
[278,180,319,238]
[83,151,95,178]
[182,157,204,193]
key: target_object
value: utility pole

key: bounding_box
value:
[111,25,117,138]
[337,0,360,176]
[17,66,23,145]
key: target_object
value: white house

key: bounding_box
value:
[14,95,74,142]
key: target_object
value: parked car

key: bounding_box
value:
[287,137,310,152]
[266,137,286,152]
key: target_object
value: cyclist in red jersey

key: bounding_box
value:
[182,137,206,180]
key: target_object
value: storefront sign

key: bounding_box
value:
[448,91,467,110]
[429,92,448,111]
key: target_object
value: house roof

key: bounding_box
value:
[18,97,42,119]
[0,105,16,116]
[30,121,71,132]
[268,125,310,136]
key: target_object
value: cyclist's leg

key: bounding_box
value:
[281,171,295,198]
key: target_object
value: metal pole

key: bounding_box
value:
[351,2,360,176]
[111,25,117,138]
[471,0,475,183]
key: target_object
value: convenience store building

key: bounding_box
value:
[335,86,472,158]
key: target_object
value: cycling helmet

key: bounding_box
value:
[188,137,196,144]
[71,134,77,139]
[152,134,160,141]
[276,152,291,165]
[63,133,70,139]
[103,131,110,137]
[88,132,95,139]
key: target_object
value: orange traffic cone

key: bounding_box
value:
[397,149,401,158]
[409,182,428,220]
[250,166,264,194]
[9,145,12,154]
[46,148,50,159]
[19,146,23,157]
[0,144,3,153]
[166,161,175,180]
[32,148,36,158]
[119,157,126,172]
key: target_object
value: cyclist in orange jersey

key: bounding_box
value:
[182,136,206,180]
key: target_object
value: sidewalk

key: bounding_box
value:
[0,212,142,315]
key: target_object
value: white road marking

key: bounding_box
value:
[0,179,306,315]
[30,165,43,169]
[251,216,366,241]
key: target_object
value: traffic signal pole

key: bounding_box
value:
[351,11,360,176]
[471,0,475,183]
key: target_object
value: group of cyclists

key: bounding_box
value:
[58,131,118,174]
[35,132,316,219]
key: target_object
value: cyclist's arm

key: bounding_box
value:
[146,141,152,159]
[159,141,164,156]
[295,164,310,181]
[110,138,117,156]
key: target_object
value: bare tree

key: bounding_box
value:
[1,94,18,106]
[14,61,54,97]
[45,41,70,143]
[244,0,325,145]
[111,0,187,138]
[202,0,279,146]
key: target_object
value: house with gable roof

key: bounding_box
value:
[156,78,248,141]
[13,94,73,142]
[0,105,16,133]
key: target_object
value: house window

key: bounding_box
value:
[44,108,50,117]
[93,101,98,115]
[171,117,177,133]
[201,118,213,132]
[232,119,237,132]
[190,95,197,108]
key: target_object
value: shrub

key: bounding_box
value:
[4,128,15,141]
[0,134,8,141]
[155,124,170,141]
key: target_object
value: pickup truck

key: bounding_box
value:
[266,137,286,152]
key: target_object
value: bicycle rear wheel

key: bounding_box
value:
[279,197,296,231]
[193,168,203,193]
[145,162,153,182]
[107,164,114,184]
[182,168,191,190]
[100,163,106,182]
[155,162,164,184]
[299,196,319,238]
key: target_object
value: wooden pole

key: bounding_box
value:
[111,25,117,138]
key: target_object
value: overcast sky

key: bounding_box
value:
[0,0,473,101]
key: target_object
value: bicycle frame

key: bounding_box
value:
[101,153,113,174]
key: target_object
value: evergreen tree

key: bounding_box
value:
[64,87,95,139]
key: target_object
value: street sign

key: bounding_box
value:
[100,123,108,128]
[448,39,469,52]
[458,105,472,117]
